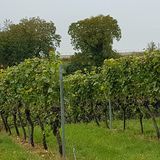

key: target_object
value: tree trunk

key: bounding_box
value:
[152,116,160,139]
[146,106,160,139]
[0,112,8,132]
[122,107,126,131]
[104,107,109,129]
[91,102,100,126]
[55,129,63,156]
[13,111,20,137]
[139,112,144,134]
[94,116,100,126]
[17,104,26,142]
[51,117,62,156]
[25,109,34,147]
[5,116,12,135]
[74,113,79,123]
[37,116,48,150]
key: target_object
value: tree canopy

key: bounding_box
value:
[68,15,121,67]
[146,41,160,52]
[0,17,61,67]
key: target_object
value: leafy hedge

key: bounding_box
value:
[65,51,160,136]
[0,51,160,155]
[0,52,63,154]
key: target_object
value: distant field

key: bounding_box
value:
[1,119,160,160]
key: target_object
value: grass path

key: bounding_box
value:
[65,123,160,160]
[1,119,160,160]
[0,132,43,160]
[33,119,160,160]
[0,132,60,160]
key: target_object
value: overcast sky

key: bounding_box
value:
[0,0,160,54]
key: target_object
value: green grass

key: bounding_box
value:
[0,133,44,160]
[64,122,160,160]
[2,118,160,160]
[33,119,160,160]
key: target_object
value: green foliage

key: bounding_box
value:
[65,68,103,123]
[0,17,61,67]
[64,53,93,75]
[1,51,160,123]
[65,51,160,131]
[0,50,160,154]
[68,15,121,66]
[1,50,60,108]
[0,50,63,153]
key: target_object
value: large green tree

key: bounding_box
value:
[68,15,121,67]
[0,17,61,67]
